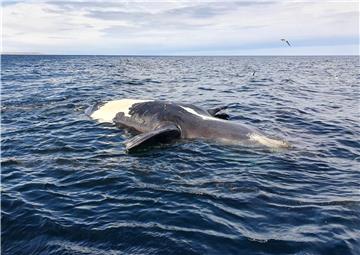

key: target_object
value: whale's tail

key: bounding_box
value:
[249,133,290,149]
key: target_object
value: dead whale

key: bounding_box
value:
[87,99,289,152]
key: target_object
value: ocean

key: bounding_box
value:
[1,55,359,254]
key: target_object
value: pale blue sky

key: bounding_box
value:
[2,0,359,55]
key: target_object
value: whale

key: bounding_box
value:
[87,99,289,152]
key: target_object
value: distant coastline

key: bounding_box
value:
[1,52,44,55]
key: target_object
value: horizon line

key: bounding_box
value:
[1,53,359,57]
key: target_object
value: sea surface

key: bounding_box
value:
[1,55,360,255]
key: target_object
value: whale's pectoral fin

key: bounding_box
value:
[124,124,181,153]
[214,112,230,120]
[207,106,230,120]
[207,105,228,116]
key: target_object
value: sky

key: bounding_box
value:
[1,0,359,55]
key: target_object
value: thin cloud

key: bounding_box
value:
[45,1,127,11]
[165,1,275,19]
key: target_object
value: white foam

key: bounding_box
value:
[249,133,289,148]
[179,106,225,121]
[90,99,151,123]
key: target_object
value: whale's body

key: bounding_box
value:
[88,99,289,152]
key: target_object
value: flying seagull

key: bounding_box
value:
[281,38,291,47]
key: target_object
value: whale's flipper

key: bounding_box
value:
[207,106,230,120]
[125,124,181,153]
[207,105,228,116]
[214,112,230,120]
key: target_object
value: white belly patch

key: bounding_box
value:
[90,99,151,123]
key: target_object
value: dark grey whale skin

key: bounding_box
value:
[110,100,257,143]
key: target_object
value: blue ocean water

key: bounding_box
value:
[1,55,360,254]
